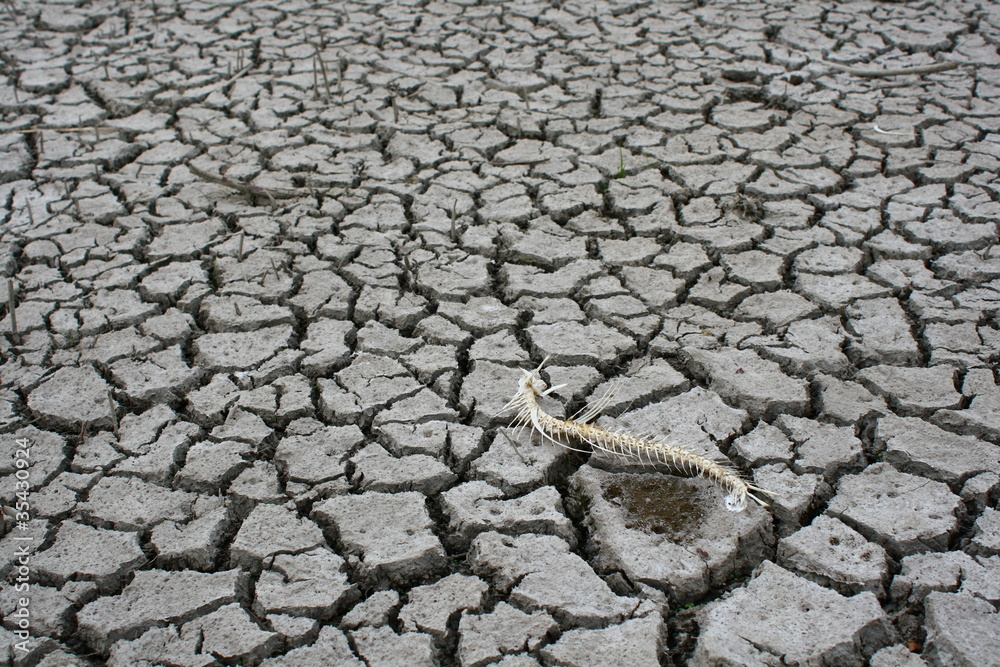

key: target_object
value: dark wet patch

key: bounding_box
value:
[602,475,705,542]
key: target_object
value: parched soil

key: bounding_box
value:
[2,1,1000,665]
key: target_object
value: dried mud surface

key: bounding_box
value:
[2,1,1000,665]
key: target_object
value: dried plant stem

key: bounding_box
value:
[315,50,332,102]
[500,360,774,512]
[108,389,119,439]
[450,201,460,242]
[2,0,18,21]
[336,57,344,99]
[7,280,19,345]
[187,163,300,206]
[822,60,958,78]
[218,63,252,92]
[14,125,118,134]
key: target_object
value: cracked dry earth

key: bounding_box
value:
[2,0,1000,665]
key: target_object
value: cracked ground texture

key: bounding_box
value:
[1,0,1000,665]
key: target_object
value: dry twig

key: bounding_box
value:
[822,60,959,78]
[186,163,302,206]
[7,280,18,345]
